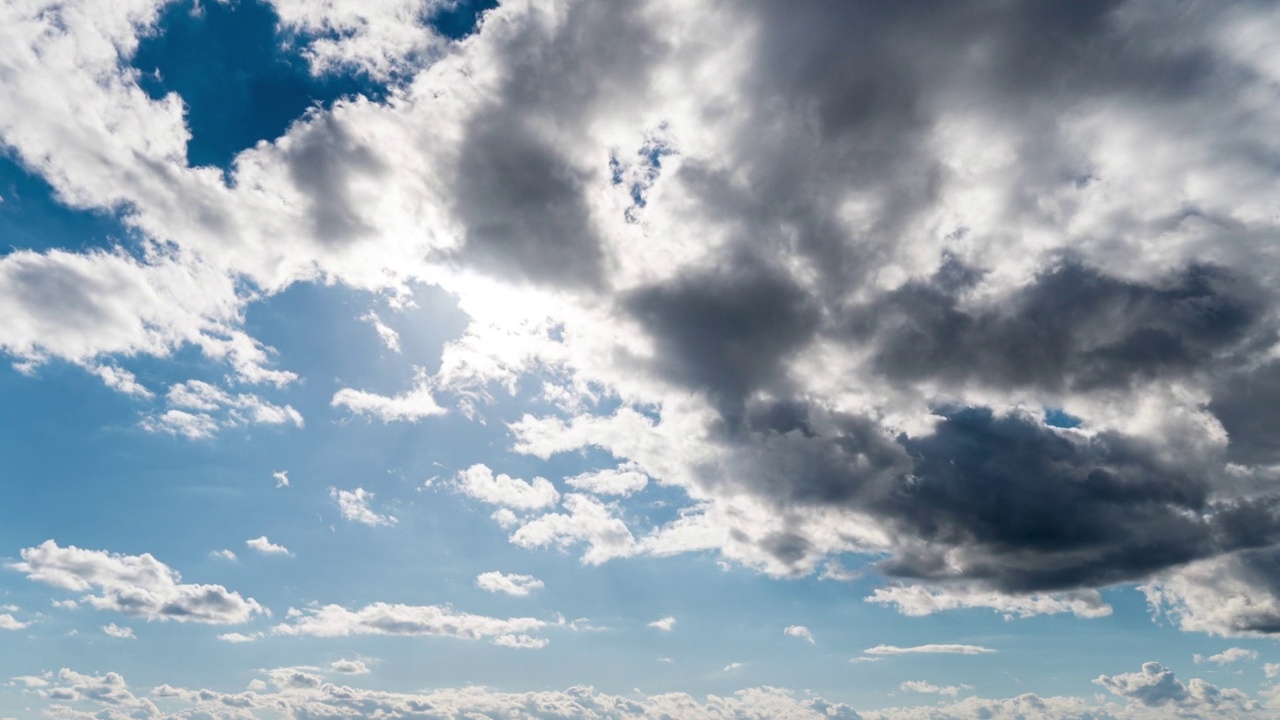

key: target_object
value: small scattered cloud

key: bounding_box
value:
[1195,648,1257,665]
[784,625,815,644]
[476,571,544,597]
[332,368,444,422]
[101,623,134,639]
[329,659,370,675]
[455,464,559,510]
[273,470,290,488]
[210,549,238,561]
[723,662,743,672]
[864,643,997,656]
[0,614,28,631]
[900,680,973,697]
[330,487,397,527]
[359,311,401,353]
[246,536,292,556]
[648,616,676,632]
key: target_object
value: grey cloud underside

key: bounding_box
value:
[567,0,1280,600]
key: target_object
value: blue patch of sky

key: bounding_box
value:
[130,0,386,172]
[429,0,501,41]
[0,153,134,256]
[1044,407,1083,428]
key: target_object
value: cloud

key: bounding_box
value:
[509,493,638,565]
[455,464,560,510]
[723,663,743,672]
[564,463,650,496]
[784,625,815,644]
[1093,661,1259,714]
[245,536,292,556]
[864,644,996,656]
[271,602,548,648]
[142,380,303,439]
[11,540,265,624]
[0,614,27,631]
[899,681,972,697]
[330,487,398,527]
[475,571,544,597]
[101,623,134,639]
[272,470,290,488]
[209,549,237,562]
[8,0,1280,637]
[648,616,675,632]
[332,367,446,422]
[329,659,370,675]
[359,311,402,353]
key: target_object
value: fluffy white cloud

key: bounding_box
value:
[0,613,28,631]
[1195,647,1258,665]
[329,659,370,675]
[210,549,237,561]
[784,625,815,644]
[101,623,134,639]
[245,536,292,556]
[359,311,402,353]
[899,681,972,697]
[509,493,638,565]
[864,644,996,656]
[271,602,547,648]
[564,463,649,496]
[475,571,544,597]
[330,487,398,527]
[267,0,453,79]
[142,380,303,439]
[455,464,559,510]
[272,470,290,488]
[648,616,675,632]
[332,368,446,422]
[10,540,265,624]
[1142,551,1280,637]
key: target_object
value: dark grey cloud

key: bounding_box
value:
[1209,361,1280,465]
[856,257,1266,393]
[280,111,386,245]
[449,0,664,287]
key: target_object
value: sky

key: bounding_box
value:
[2,0,1280,718]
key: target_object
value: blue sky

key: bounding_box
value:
[4,1,1280,718]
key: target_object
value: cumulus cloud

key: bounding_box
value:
[8,0,1280,637]
[1195,647,1257,665]
[648,616,675,632]
[11,540,265,624]
[0,613,28,631]
[332,368,446,422]
[210,549,238,561]
[475,571,544,597]
[101,623,134,639]
[329,659,370,675]
[899,681,972,697]
[271,602,548,648]
[455,464,560,510]
[273,470,290,488]
[142,380,303,439]
[330,487,398,527]
[784,625,815,644]
[245,536,292,556]
[564,463,649,496]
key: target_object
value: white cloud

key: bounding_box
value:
[330,487,398,527]
[101,623,134,639]
[273,470,290,488]
[867,584,1113,619]
[1142,552,1280,637]
[475,571,544,597]
[10,540,265,624]
[143,380,303,439]
[564,463,649,496]
[1195,648,1257,665]
[784,625,815,644]
[329,659,370,675]
[509,494,638,565]
[359,311,402,353]
[271,602,547,648]
[217,632,261,644]
[267,0,452,79]
[455,464,560,510]
[332,368,446,422]
[864,644,997,656]
[245,536,292,556]
[723,662,743,672]
[648,616,676,632]
[210,549,238,561]
[1265,663,1280,679]
[0,614,27,631]
[899,681,972,697]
